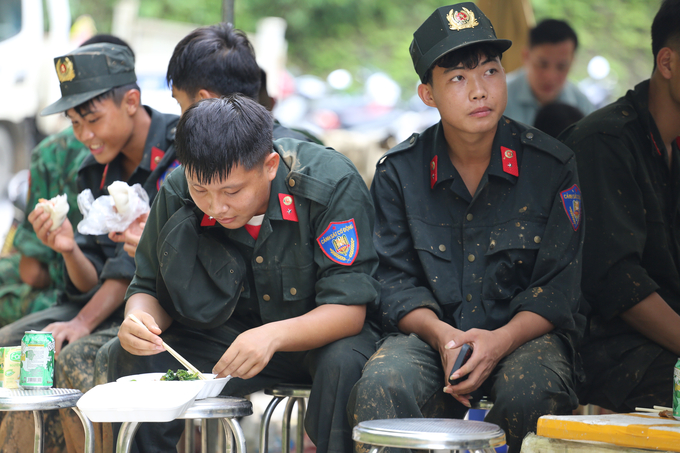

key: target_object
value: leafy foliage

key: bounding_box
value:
[69,0,663,100]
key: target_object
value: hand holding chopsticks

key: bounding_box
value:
[128,313,208,381]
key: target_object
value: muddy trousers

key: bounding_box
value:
[107,318,380,453]
[347,333,578,453]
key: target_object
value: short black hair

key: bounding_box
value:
[534,102,584,139]
[167,23,260,100]
[176,95,274,185]
[422,43,503,85]
[652,0,680,68]
[529,19,578,50]
[70,35,140,116]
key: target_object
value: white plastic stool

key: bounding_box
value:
[353,418,506,453]
[260,384,311,453]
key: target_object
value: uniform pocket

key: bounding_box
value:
[410,218,452,262]
[482,219,545,301]
[281,262,317,302]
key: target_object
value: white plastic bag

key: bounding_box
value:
[77,182,150,235]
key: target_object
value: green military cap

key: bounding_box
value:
[41,43,136,116]
[410,2,512,82]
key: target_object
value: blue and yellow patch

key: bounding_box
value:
[157,160,181,190]
[317,219,359,266]
[560,184,582,231]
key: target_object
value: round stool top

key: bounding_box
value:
[0,388,82,411]
[353,418,506,451]
[265,384,311,398]
[178,396,252,420]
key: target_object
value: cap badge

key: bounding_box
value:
[447,7,479,31]
[55,57,75,82]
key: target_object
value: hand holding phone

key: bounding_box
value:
[448,343,472,386]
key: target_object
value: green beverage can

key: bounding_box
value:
[20,331,55,389]
[674,358,680,420]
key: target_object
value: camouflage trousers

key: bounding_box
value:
[0,254,59,327]
[347,333,578,453]
[0,304,121,453]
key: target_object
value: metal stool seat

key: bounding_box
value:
[353,418,506,453]
[116,396,252,453]
[0,388,94,453]
[260,384,311,453]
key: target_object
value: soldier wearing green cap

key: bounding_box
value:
[0,42,179,453]
[348,3,584,452]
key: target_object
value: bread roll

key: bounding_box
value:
[35,194,69,231]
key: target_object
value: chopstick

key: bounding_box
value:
[128,313,208,381]
[635,406,673,413]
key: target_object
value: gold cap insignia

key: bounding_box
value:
[504,149,514,159]
[446,7,479,31]
[282,195,293,206]
[55,57,75,82]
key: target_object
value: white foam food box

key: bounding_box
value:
[116,373,231,399]
[77,381,203,422]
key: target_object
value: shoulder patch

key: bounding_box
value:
[317,219,359,266]
[157,160,181,190]
[560,185,582,231]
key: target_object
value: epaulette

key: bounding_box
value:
[571,102,639,140]
[377,133,421,166]
[520,128,573,164]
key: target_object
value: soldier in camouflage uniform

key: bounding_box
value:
[0,128,88,327]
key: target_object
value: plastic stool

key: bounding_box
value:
[116,396,252,453]
[260,384,311,453]
[353,418,506,453]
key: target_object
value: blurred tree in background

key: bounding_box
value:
[68,0,662,100]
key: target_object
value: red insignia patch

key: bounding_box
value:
[501,146,518,177]
[200,214,216,226]
[150,147,165,171]
[279,193,299,222]
[430,155,438,189]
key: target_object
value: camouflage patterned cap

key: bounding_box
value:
[410,2,512,82]
[41,43,136,116]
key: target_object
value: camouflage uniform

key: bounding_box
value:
[0,127,88,327]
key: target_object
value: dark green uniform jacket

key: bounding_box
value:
[65,106,179,304]
[372,118,585,344]
[560,80,680,404]
[126,138,380,328]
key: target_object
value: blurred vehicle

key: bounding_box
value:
[0,0,71,196]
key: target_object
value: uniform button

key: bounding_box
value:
[534,236,541,244]
[409,136,415,144]
[290,288,297,296]
[467,254,475,262]
[289,179,296,187]
[466,213,473,221]
[439,244,446,252]
[241,286,245,292]
[263,294,270,301]
[526,132,534,139]
[489,240,496,250]
[164,252,168,256]
[230,269,234,274]
[466,294,472,302]
[622,110,629,116]
[256,256,264,264]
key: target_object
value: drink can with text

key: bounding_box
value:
[20,331,54,389]
[2,347,22,388]
[674,358,680,420]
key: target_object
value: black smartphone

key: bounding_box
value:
[448,343,472,386]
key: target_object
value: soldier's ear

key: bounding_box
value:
[417,83,437,109]
[122,89,141,116]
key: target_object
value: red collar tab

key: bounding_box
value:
[279,193,299,222]
[430,156,438,189]
[200,214,216,227]
[501,146,519,177]
[244,224,261,240]
[675,137,680,149]
[99,163,110,190]
[151,147,166,171]
[650,134,662,156]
